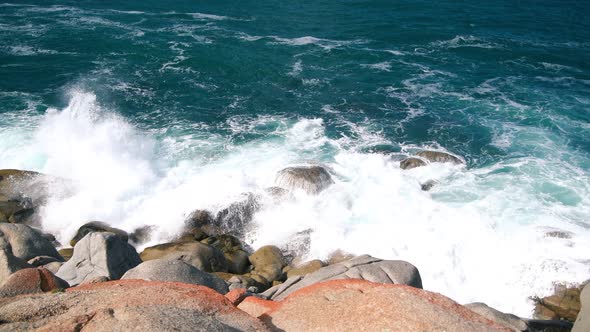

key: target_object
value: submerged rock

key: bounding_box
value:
[421,179,438,191]
[262,255,422,301]
[70,221,129,247]
[252,279,510,331]
[56,232,141,286]
[0,280,269,331]
[275,165,334,195]
[416,150,464,164]
[122,259,229,294]
[400,157,426,170]
[140,241,228,273]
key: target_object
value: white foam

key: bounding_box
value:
[362,61,392,72]
[0,91,588,318]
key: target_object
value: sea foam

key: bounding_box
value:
[0,90,588,318]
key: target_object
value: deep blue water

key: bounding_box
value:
[0,0,589,316]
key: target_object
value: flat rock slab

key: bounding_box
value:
[0,280,269,332]
[262,254,422,301]
[257,279,511,332]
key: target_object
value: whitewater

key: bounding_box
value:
[1,0,589,318]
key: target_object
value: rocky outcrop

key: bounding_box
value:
[122,259,229,294]
[573,283,590,332]
[252,279,510,331]
[275,166,334,194]
[0,223,62,261]
[465,302,528,331]
[262,255,422,301]
[69,221,128,247]
[416,150,464,164]
[140,241,227,273]
[0,280,269,331]
[0,267,68,298]
[56,232,141,286]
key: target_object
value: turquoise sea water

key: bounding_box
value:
[1,1,589,316]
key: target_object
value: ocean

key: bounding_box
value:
[1,0,589,316]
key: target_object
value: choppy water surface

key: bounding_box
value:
[1,0,589,316]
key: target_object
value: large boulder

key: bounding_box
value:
[0,267,68,298]
[0,223,62,261]
[416,150,464,164]
[465,302,527,331]
[122,259,228,294]
[573,283,590,332]
[275,166,334,195]
[56,232,141,286]
[0,247,32,286]
[140,241,227,273]
[248,279,510,331]
[69,221,129,247]
[0,280,269,331]
[249,245,286,284]
[262,255,422,301]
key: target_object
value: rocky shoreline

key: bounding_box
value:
[0,159,588,331]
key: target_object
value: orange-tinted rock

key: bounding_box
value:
[257,279,511,332]
[0,280,269,331]
[0,267,68,298]
[534,283,585,321]
[238,296,279,319]
[225,288,250,306]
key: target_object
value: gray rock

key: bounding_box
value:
[140,241,228,273]
[0,223,62,261]
[573,283,590,332]
[465,302,528,331]
[400,157,426,170]
[56,232,141,286]
[122,259,229,294]
[0,247,32,286]
[261,255,422,301]
[416,150,464,164]
[275,166,334,194]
